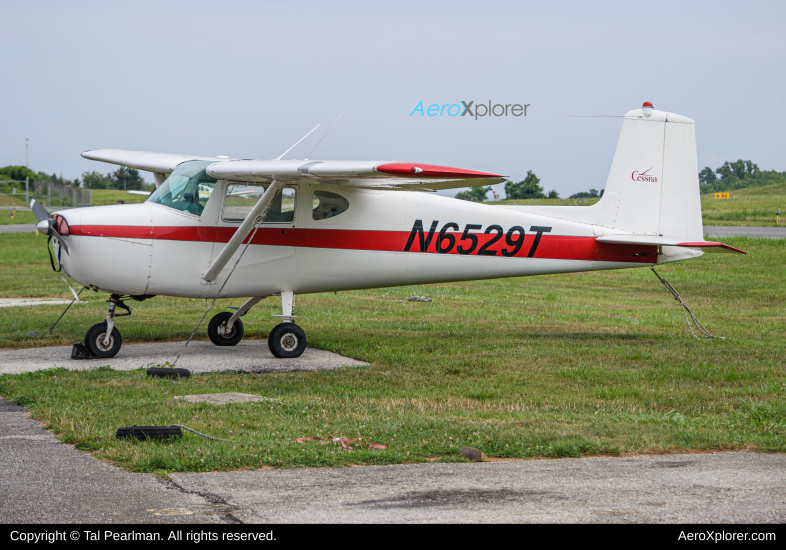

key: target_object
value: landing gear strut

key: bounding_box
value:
[269,291,307,358]
[205,292,307,358]
[84,294,130,358]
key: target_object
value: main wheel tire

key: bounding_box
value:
[84,322,122,358]
[208,312,244,346]
[268,323,306,358]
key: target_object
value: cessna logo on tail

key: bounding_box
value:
[631,167,658,182]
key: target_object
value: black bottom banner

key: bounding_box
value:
[2,524,782,546]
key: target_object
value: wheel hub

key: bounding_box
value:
[280,333,298,351]
[95,333,114,351]
[218,323,236,338]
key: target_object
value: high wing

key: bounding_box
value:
[81,150,506,191]
[82,149,228,174]
[207,160,505,191]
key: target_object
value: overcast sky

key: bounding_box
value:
[1,0,784,197]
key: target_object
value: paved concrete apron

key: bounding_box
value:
[0,399,231,524]
[172,453,786,523]
[0,340,369,375]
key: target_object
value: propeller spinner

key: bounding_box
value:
[31,199,69,255]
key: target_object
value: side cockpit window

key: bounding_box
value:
[222,184,296,223]
[312,190,349,220]
[146,160,216,216]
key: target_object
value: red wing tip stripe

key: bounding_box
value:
[374,163,504,179]
[678,242,747,254]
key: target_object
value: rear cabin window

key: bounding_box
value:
[222,184,296,223]
[312,190,349,220]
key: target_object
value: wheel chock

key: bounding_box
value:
[70,342,94,360]
[146,367,191,379]
[116,426,183,440]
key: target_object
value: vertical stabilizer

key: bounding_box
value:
[601,104,703,239]
[496,103,704,241]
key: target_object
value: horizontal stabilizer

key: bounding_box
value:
[595,235,746,254]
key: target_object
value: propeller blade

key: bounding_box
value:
[50,227,70,255]
[30,200,53,223]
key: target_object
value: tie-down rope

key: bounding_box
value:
[651,267,723,341]
[169,424,230,442]
[172,204,271,366]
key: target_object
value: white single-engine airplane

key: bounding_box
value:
[33,102,744,359]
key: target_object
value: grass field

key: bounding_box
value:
[0,231,783,476]
[0,189,148,225]
[0,209,37,225]
[699,183,786,227]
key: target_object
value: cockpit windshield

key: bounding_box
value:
[146,160,217,215]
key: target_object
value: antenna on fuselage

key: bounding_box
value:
[276,124,320,161]
[306,115,342,160]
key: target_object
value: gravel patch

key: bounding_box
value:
[0,340,369,375]
[172,392,280,405]
[0,298,78,308]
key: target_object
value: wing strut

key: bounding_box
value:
[202,180,283,282]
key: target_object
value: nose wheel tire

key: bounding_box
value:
[268,323,306,358]
[85,322,122,358]
[208,312,244,346]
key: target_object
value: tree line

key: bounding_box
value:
[0,165,152,193]
[455,171,559,202]
[455,159,786,203]
[699,160,786,194]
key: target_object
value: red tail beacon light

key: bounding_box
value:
[642,101,654,117]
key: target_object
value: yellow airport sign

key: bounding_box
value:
[714,192,730,199]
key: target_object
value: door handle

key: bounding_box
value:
[281,229,291,235]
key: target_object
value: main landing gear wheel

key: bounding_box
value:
[85,322,122,358]
[268,323,306,358]
[208,311,244,346]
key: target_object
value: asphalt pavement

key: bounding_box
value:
[3,395,783,524]
[0,224,35,234]
[0,398,232,524]
[703,225,786,238]
[171,453,786,523]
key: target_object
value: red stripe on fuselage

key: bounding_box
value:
[68,225,657,263]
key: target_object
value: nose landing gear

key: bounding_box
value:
[84,295,130,358]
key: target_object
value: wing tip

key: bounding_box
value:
[375,162,505,179]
